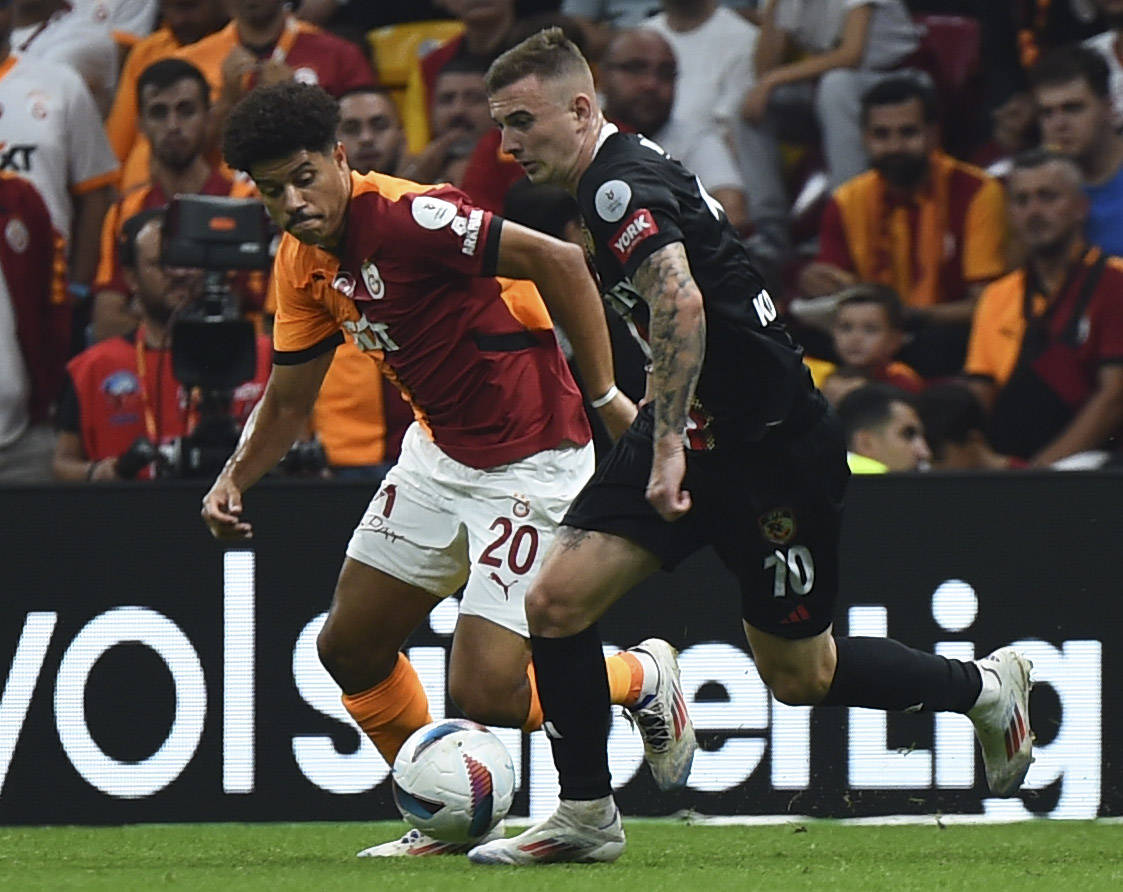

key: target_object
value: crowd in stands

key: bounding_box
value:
[3,0,1123,484]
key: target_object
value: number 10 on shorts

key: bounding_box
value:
[763,546,815,598]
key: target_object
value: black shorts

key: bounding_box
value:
[563,402,849,639]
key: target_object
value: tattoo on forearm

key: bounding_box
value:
[634,243,706,440]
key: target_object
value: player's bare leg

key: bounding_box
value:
[448,614,536,728]
[470,528,695,865]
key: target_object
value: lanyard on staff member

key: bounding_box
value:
[134,326,197,444]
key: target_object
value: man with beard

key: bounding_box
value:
[54,210,272,481]
[92,59,259,342]
[1030,46,1123,258]
[600,27,748,231]
[965,149,1123,466]
[337,88,407,177]
[107,0,230,192]
[797,75,1007,376]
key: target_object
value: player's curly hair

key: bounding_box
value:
[222,82,340,173]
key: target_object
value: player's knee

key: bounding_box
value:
[316,620,398,691]
[758,662,834,706]
[525,580,588,637]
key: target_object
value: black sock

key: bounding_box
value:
[530,625,612,800]
[820,636,982,713]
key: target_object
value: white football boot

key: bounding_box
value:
[624,638,697,791]
[468,798,625,865]
[357,821,505,857]
[968,646,1035,797]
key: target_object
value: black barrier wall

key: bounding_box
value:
[0,474,1118,824]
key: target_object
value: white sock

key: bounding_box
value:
[970,660,1002,713]
[631,650,660,706]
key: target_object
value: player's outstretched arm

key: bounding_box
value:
[201,350,335,539]
[633,241,705,521]
[494,219,636,439]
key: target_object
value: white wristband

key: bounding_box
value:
[589,384,620,409]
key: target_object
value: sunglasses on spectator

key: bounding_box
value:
[603,60,677,82]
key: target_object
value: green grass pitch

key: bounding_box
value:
[1,820,1120,891]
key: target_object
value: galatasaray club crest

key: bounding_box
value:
[758,508,796,545]
[361,261,384,299]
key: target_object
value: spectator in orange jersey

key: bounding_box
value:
[182,0,375,159]
[798,75,1008,378]
[55,211,272,481]
[965,150,1123,466]
[0,172,68,483]
[93,59,260,343]
[105,0,229,191]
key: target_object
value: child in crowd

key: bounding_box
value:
[810,284,923,405]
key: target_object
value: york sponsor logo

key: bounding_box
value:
[610,209,658,263]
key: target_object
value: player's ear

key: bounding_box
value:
[572,92,594,125]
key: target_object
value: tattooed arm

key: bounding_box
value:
[633,241,706,521]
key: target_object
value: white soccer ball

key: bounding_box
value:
[392,719,516,842]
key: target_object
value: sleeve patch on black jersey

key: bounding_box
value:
[594,179,632,222]
[610,208,659,263]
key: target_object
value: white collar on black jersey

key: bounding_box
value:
[593,122,619,157]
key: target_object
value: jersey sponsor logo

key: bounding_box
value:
[5,217,29,254]
[411,195,458,230]
[594,179,631,222]
[461,207,484,256]
[331,271,356,297]
[343,315,399,352]
[758,508,796,545]
[0,143,37,173]
[293,68,319,86]
[101,371,139,409]
[360,261,385,299]
[610,208,658,263]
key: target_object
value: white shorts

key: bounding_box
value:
[345,423,595,637]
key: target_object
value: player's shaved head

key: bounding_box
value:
[485,27,595,99]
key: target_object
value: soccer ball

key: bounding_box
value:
[392,719,516,842]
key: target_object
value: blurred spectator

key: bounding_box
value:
[337,88,407,176]
[403,56,494,186]
[562,0,666,59]
[0,172,69,483]
[54,212,272,482]
[1014,0,1103,70]
[93,59,259,343]
[402,0,518,154]
[295,0,444,32]
[106,0,229,192]
[965,150,1123,466]
[599,27,748,229]
[1085,0,1123,120]
[916,381,1024,470]
[737,0,920,260]
[817,364,869,407]
[1031,46,1123,257]
[798,75,1007,377]
[179,0,375,167]
[970,89,1039,178]
[816,284,923,392]
[645,0,757,157]
[72,0,159,38]
[836,381,931,472]
[0,7,118,329]
[12,0,119,115]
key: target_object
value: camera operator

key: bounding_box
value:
[53,209,272,482]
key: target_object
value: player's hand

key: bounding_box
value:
[598,391,638,440]
[646,433,691,521]
[88,457,119,482]
[201,474,254,540]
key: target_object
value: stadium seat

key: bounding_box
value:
[366,19,464,124]
[911,14,983,154]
